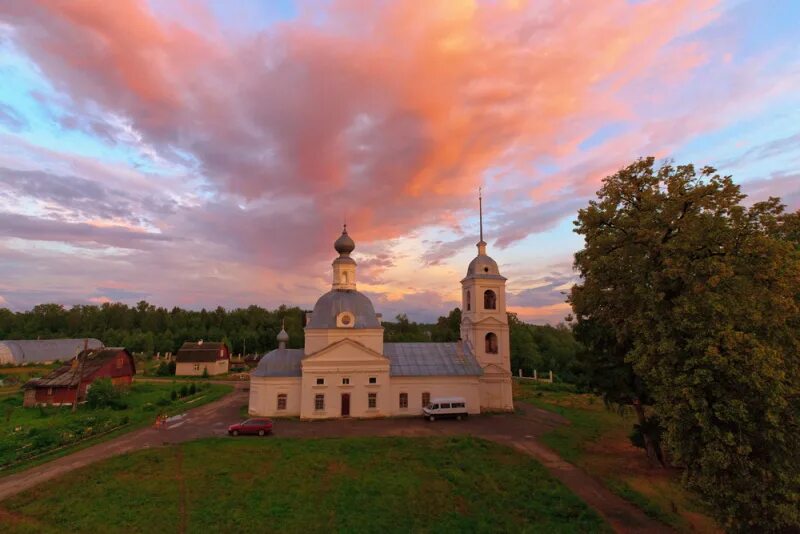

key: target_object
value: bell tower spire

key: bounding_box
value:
[479,187,483,243]
[477,188,487,256]
[459,186,513,411]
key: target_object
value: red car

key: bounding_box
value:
[228,418,273,436]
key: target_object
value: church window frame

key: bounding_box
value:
[342,377,350,385]
[277,394,287,410]
[484,290,497,310]
[369,376,377,384]
[466,290,471,311]
[314,394,325,411]
[368,392,377,409]
[399,392,408,409]
[485,332,499,354]
[422,392,430,408]
[316,377,325,385]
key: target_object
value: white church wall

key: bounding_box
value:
[389,376,481,416]
[249,376,302,417]
[304,328,384,356]
[478,375,514,412]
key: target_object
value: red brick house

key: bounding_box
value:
[175,340,230,376]
[22,348,135,407]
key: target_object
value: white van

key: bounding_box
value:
[423,397,468,421]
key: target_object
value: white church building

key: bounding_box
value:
[249,215,514,420]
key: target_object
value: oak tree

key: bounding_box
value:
[571,158,800,532]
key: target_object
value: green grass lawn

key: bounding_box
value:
[514,380,717,533]
[0,382,232,472]
[1,436,609,534]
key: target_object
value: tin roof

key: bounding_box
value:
[251,348,304,377]
[0,338,103,365]
[251,341,483,378]
[384,342,483,377]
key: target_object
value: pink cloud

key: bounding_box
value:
[4,0,797,323]
[0,0,725,264]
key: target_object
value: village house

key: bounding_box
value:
[22,347,135,407]
[249,211,514,420]
[175,341,230,376]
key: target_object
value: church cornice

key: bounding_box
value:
[301,337,389,363]
[463,316,509,327]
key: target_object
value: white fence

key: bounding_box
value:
[515,369,554,383]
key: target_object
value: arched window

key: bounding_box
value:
[485,333,498,354]
[484,290,496,310]
[466,290,471,311]
[343,272,349,284]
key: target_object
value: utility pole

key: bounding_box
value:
[72,338,88,412]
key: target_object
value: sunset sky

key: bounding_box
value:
[0,0,798,323]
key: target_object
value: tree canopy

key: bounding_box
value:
[0,302,307,355]
[571,157,800,532]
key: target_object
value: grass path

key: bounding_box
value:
[513,380,718,533]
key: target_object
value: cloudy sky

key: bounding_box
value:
[0,0,798,323]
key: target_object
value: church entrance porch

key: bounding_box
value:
[341,393,350,417]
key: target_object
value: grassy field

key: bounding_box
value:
[0,381,232,472]
[0,436,608,534]
[513,380,718,533]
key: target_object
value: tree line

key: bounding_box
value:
[0,302,581,378]
[0,303,308,356]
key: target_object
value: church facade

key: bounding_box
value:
[249,221,514,420]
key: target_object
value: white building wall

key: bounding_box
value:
[175,359,229,376]
[299,367,391,419]
[304,329,384,356]
[389,376,481,416]
[249,376,302,417]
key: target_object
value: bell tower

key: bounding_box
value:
[460,189,513,411]
[332,225,357,290]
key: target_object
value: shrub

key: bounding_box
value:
[201,367,209,379]
[189,382,196,395]
[156,397,171,407]
[156,361,177,376]
[179,384,188,397]
[170,390,178,401]
[30,428,60,449]
[86,378,127,410]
